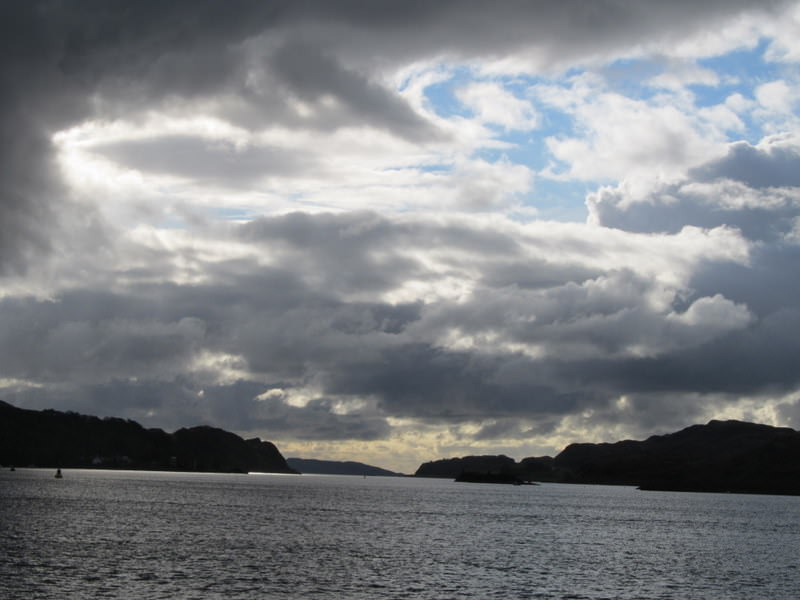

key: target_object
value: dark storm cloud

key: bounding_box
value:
[0,292,207,383]
[568,307,800,397]
[322,343,586,421]
[0,2,78,274]
[0,208,777,441]
[248,395,392,441]
[0,265,404,440]
[687,244,800,318]
[6,377,391,441]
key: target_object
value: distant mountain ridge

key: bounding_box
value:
[416,420,800,495]
[5,400,800,494]
[0,400,297,474]
[287,458,404,477]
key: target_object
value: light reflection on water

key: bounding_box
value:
[1,468,799,599]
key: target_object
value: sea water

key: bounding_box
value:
[1,469,798,599]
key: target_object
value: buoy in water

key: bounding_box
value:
[55,468,63,479]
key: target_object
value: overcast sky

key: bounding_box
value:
[2,1,800,472]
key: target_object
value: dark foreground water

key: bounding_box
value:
[1,469,798,599]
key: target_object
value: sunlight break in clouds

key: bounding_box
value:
[2,1,800,472]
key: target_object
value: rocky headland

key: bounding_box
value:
[0,400,297,474]
[416,420,800,495]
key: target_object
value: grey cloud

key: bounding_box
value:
[232,212,800,432]
[323,343,585,421]
[585,135,800,417]
[268,41,437,141]
[294,0,788,71]
[0,294,207,383]
[6,377,391,442]
[95,135,316,184]
[240,210,522,257]
[589,138,800,242]
[239,211,423,295]
[564,308,800,397]
[687,244,800,319]
[1,208,787,443]
[2,0,788,274]
[172,379,391,441]
[480,260,601,290]
[418,269,665,359]
[0,4,80,274]
[0,0,275,274]
[248,395,391,441]
[4,378,203,428]
[590,184,799,242]
[239,211,527,296]
[691,137,800,189]
[473,419,527,441]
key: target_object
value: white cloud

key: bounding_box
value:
[667,293,753,338]
[756,80,798,114]
[763,2,800,63]
[648,60,720,90]
[752,79,800,133]
[536,74,729,185]
[455,81,538,130]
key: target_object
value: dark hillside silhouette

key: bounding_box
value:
[415,420,800,495]
[0,400,296,474]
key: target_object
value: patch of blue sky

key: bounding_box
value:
[421,70,570,174]
[534,105,581,140]
[473,127,549,172]
[525,178,594,223]
[500,72,545,94]
[687,82,735,110]
[692,40,776,107]
[692,43,780,144]
[406,163,450,173]
[698,38,777,92]
[421,66,628,223]
[422,66,474,118]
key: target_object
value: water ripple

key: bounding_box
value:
[2,469,799,599]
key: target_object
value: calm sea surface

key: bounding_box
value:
[1,469,798,599]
